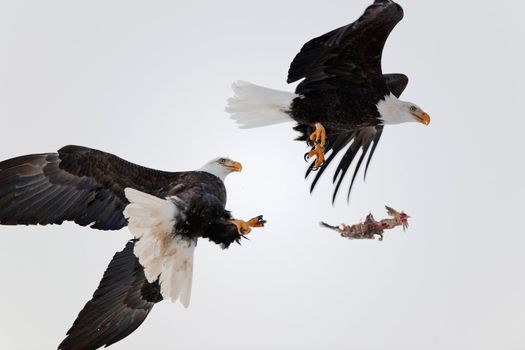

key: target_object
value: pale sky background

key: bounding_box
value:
[0,1,524,349]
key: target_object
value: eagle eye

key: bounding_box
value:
[410,106,417,112]
[219,158,226,164]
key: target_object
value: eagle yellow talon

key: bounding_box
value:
[247,215,266,228]
[231,215,266,236]
[305,144,325,170]
[305,122,326,170]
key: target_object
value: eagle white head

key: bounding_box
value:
[199,157,242,181]
[376,94,431,126]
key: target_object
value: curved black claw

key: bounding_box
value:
[305,154,324,170]
[304,152,311,162]
[255,215,266,227]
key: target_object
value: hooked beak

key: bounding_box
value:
[415,112,431,126]
[225,160,242,172]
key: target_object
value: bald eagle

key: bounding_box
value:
[0,145,265,349]
[226,0,430,203]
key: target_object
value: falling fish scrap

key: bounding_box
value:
[320,206,410,241]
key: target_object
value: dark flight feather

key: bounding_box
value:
[58,240,162,350]
[288,0,404,95]
[0,145,185,230]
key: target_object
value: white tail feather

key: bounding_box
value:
[157,237,195,308]
[123,188,196,307]
[226,81,296,129]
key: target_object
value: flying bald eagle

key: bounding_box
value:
[226,0,430,203]
[0,145,265,349]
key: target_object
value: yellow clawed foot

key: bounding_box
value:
[305,145,325,170]
[304,123,326,171]
[247,215,266,228]
[231,215,266,236]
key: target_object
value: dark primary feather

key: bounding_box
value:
[288,0,404,95]
[59,240,162,350]
[304,73,408,203]
[0,145,184,230]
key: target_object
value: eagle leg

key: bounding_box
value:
[231,215,266,236]
[304,122,326,170]
[309,122,326,146]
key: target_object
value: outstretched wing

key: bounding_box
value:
[288,0,404,95]
[0,145,182,230]
[305,73,408,202]
[58,240,163,350]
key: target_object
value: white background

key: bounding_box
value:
[0,1,524,349]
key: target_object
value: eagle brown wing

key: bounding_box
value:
[58,240,163,350]
[0,145,183,230]
[287,0,404,95]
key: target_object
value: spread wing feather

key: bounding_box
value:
[0,145,183,230]
[288,0,404,95]
[58,240,163,350]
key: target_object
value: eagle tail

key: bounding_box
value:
[226,81,296,129]
[123,188,195,308]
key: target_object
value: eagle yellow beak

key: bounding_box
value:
[226,160,242,172]
[416,112,431,126]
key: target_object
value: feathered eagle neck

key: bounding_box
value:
[199,161,231,181]
[376,94,410,125]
